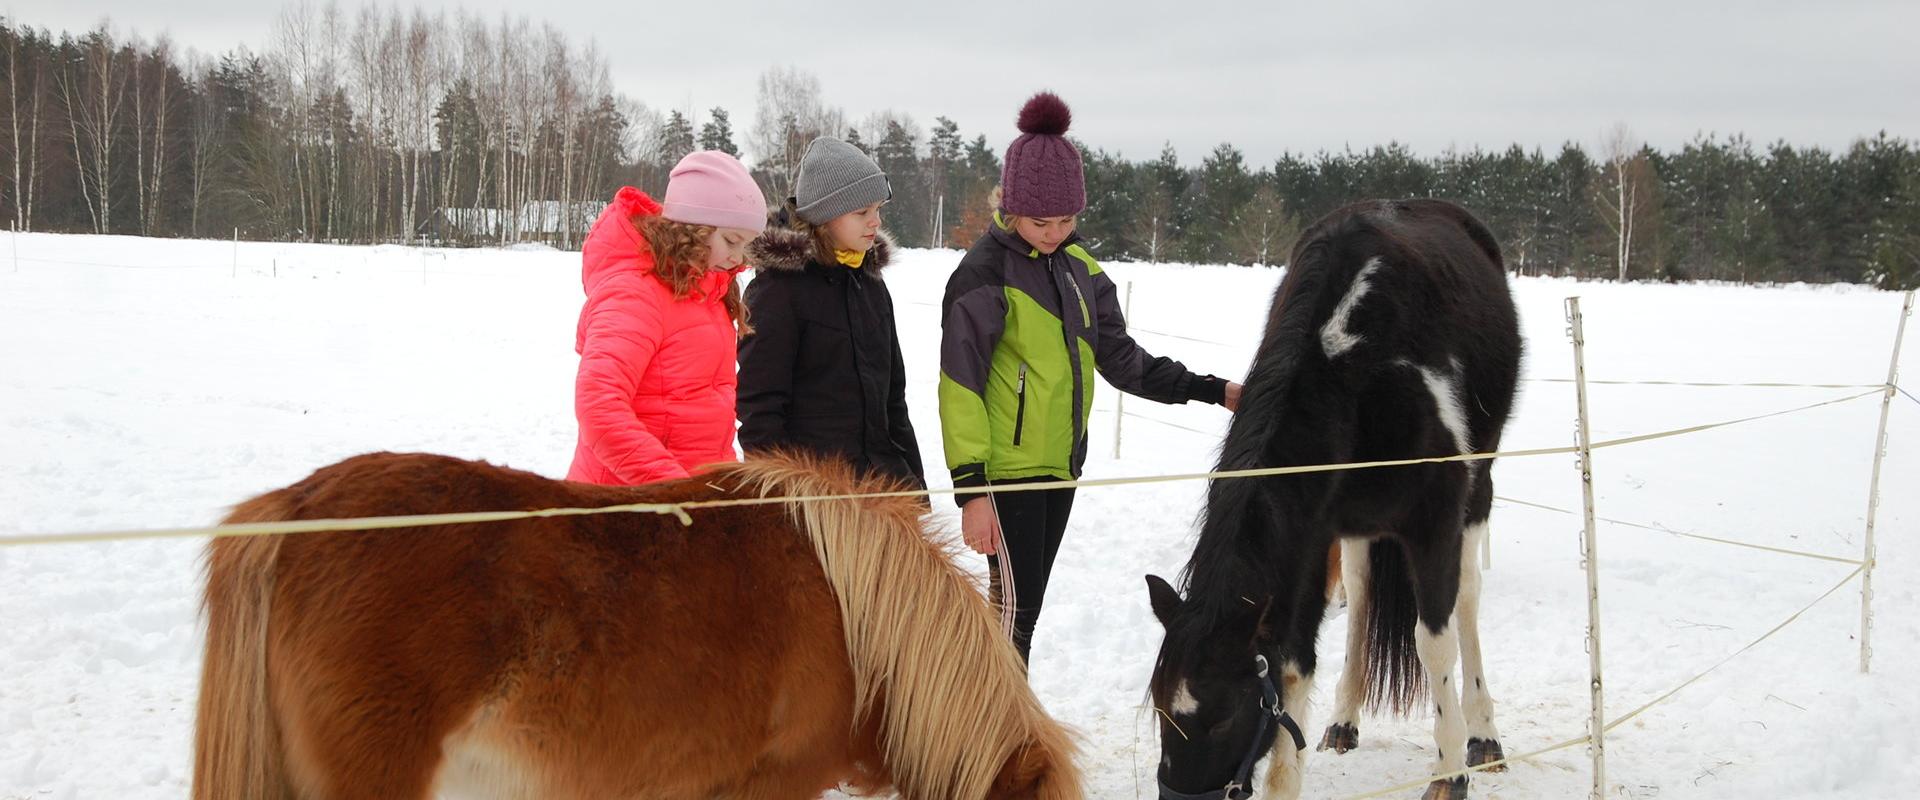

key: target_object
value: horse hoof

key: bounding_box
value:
[1420,776,1468,800]
[1317,722,1358,753]
[1468,738,1507,771]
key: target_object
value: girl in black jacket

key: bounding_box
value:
[737,137,926,489]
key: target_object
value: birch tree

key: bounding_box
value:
[1598,123,1651,281]
[57,27,127,233]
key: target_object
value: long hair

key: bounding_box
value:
[194,496,297,800]
[719,454,1082,800]
[634,214,752,337]
[1177,235,1339,618]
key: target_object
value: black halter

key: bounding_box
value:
[1159,654,1308,800]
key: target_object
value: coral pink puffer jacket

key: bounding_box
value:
[567,187,743,485]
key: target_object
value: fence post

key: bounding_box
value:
[1566,296,1608,799]
[232,228,239,278]
[10,220,17,273]
[1114,280,1133,459]
[932,195,945,250]
[1860,289,1914,673]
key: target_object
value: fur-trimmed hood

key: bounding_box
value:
[748,226,895,275]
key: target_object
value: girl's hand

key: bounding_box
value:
[1224,382,1244,412]
[961,496,1002,555]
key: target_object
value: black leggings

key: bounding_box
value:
[984,477,1076,664]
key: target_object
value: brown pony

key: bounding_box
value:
[194,451,1080,800]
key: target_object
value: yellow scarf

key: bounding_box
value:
[834,249,866,268]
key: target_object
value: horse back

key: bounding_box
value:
[1280,199,1521,445]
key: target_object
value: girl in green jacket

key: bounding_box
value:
[938,92,1241,664]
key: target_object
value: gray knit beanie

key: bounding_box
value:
[792,137,892,225]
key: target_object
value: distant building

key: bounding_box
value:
[427,201,601,247]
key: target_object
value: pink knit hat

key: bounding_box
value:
[661,151,768,232]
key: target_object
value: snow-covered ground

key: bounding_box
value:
[2,231,1915,799]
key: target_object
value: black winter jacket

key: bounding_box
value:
[737,228,927,488]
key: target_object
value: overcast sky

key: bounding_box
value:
[14,0,1918,166]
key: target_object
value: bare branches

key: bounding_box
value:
[1597,123,1658,281]
[750,66,844,201]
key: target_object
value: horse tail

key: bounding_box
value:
[1362,539,1427,716]
[717,454,1082,800]
[193,493,297,800]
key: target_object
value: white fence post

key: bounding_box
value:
[232,228,239,278]
[10,220,17,273]
[1567,297,1608,800]
[1114,280,1133,459]
[1860,289,1914,673]
[932,195,945,250]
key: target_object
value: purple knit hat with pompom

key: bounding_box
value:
[1000,92,1085,218]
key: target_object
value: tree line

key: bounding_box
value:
[4,9,1917,288]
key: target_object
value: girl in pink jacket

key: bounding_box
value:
[568,151,768,485]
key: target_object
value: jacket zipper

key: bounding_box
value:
[1065,265,1091,326]
[1012,362,1029,446]
[845,274,870,464]
[1046,252,1086,452]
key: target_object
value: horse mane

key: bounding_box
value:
[1177,225,1350,623]
[712,453,1081,800]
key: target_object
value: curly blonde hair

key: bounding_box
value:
[633,214,752,337]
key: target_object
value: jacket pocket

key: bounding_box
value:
[1012,362,1029,446]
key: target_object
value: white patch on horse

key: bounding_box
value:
[1415,622,1468,781]
[1171,680,1199,716]
[439,703,543,799]
[1414,362,1472,455]
[1457,521,1501,742]
[1265,659,1314,799]
[1327,537,1372,730]
[1319,257,1384,358]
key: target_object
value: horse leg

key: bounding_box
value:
[720,759,850,800]
[714,697,865,800]
[1263,658,1318,800]
[277,683,453,800]
[1457,513,1505,771]
[1266,541,1332,800]
[1408,510,1469,800]
[267,587,473,800]
[1319,537,1370,754]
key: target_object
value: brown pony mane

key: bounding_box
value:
[711,451,1080,800]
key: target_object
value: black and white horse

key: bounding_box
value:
[1146,199,1521,800]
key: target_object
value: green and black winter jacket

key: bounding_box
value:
[937,214,1227,499]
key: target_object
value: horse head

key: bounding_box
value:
[1145,574,1306,800]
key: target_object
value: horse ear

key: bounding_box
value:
[1145,574,1182,627]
